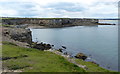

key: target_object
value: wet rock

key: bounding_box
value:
[46,44,51,49]
[62,46,66,49]
[75,53,87,60]
[51,45,54,47]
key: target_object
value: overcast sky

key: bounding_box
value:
[0,0,119,18]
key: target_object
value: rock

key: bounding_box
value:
[75,53,87,60]
[2,57,12,60]
[2,28,32,44]
[91,61,99,66]
[64,52,68,55]
[51,45,54,47]
[58,48,63,52]
[32,42,52,50]
[46,44,51,49]
[62,46,66,49]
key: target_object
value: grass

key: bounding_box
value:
[75,59,110,72]
[2,41,85,72]
[2,41,118,72]
[0,24,15,27]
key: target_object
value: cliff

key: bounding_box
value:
[2,18,99,27]
[2,27,32,47]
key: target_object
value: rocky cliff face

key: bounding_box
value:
[2,18,99,27]
[2,27,32,44]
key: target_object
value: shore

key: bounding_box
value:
[2,41,111,72]
[2,26,115,72]
[27,25,48,29]
[27,23,116,29]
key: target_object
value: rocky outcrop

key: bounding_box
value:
[2,18,99,28]
[75,53,87,60]
[62,46,67,49]
[2,27,32,44]
[31,42,52,50]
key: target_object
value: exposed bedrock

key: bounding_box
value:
[75,53,88,60]
[2,18,99,27]
[2,27,32,44]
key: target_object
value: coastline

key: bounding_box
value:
[29,23,117,70]
[2,26,114,72]
[27,23,116,29]
[2,41,111,72]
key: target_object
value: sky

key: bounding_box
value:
[0,0,119,18]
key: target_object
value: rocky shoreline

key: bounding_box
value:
[2,17,116,29]
[2,26,101,71]
[30,41,100,70]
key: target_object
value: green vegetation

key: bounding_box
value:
[75,59,110,72]
[2,41,118,72]
[2,41,85,72]
[1,24,14,27]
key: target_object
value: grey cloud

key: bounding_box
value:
[0,2,39,17]
[0,1,117,18]
[45,2,86,12]
[0,2,36,9]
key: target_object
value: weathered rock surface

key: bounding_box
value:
[2,18,99,28]
[75,53,87,60]
[31,42,52,50]
[2,27,32,45]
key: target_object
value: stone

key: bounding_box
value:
[58,48,63,53]
[2,57,12,60]
[75,53,87,60]
[31,42,52,50]
[62,46,66,49]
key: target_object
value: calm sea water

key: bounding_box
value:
[31,20,118,71]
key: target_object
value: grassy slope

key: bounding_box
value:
[2,42,85,72]
[2,42,116,72]
[75,59,110,72]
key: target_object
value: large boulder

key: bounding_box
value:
[75,53,87,60]
[31,42,52,50]
[62,46,66,49]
